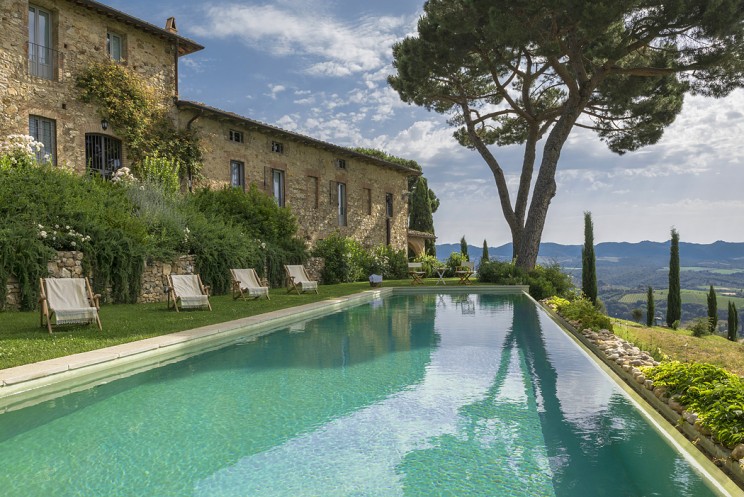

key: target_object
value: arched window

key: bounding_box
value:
[85,134,122,179]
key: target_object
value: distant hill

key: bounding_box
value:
[436,240,744,322]
[436,241,744,268]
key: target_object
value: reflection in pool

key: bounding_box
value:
[0,293,720,496]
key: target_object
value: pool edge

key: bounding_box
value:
[0,287,397,411]
[0,286,529,411]
[532,296,744,497]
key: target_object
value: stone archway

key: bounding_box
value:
[407,229,436,257]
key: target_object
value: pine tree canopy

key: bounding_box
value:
[389,0,744,269]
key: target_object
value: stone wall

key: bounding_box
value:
[181,109,411,252]
[305,257,324,284]
[138,255,196,303]
[5,250,84,309]
[0,0,179,172]
[4,251,198,309]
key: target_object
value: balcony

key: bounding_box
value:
[28,42,59,81]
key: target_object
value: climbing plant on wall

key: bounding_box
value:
[76,60,202,181]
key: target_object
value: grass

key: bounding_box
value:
[0,277,465,370]
[613,319,744,376]
[619,289,744,307]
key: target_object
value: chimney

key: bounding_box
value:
[165,17,177,33]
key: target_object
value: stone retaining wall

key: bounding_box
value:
[138,255,197,303]
[4,252,197,309]
[305,257,324,284]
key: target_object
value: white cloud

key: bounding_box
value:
[267,84,286,99]
[192,4,412,77]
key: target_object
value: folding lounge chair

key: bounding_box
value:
[408,262,425,285]
[285,265,319,294]
[167,274,212,311]
[39,277,102,333]
[231,268,270,300]
[455,261,475,285]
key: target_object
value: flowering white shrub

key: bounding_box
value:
[37,223,91,250]
[111,166,136,184]
[0,134,46,169]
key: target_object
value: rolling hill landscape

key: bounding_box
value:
[436,241,744,325]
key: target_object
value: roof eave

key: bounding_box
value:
[176,100,422,176]
[66,0,204,56]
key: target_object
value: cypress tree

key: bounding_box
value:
[460,236,469,261]
[666,228,681,328]
[729,302,740,341]
[408,176,437,256]
[481,240,489,263]
[581,211,597,305]
[646,286,654,327]
[707,285,718,333]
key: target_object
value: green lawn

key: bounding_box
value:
[0,277,463,370]
[619,288,744,307]
[613,319,744,376]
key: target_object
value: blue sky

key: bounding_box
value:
[105,0,744,246]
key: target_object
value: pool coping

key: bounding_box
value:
[536,299,744,497]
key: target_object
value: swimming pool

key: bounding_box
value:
[0,293,724,496]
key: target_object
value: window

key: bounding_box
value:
[28,5,57,80]
[363,188,372,215]
[85,134,122,179]
[272,169,285,206]
[271,141,284,153]
[386,193,394,218]
[107,32,124,62]
[230,160,245,190]
[337,182,347,226]
[29,115,55,164]
[335,158,347,170]
[229,129,244,143]
[308,176,319,209]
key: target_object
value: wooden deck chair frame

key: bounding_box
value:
[231,268,270,300]
[39,277,102,334]
[455,261,475,285]
[285,265,319,295]
[408,262,426,285]
[167,274,212,312]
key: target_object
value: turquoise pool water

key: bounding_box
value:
[0,293,720,496]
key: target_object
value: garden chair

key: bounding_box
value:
[455,261,475,285]
[167,274,212,311]
[285,264,319,294]
[39,277,102,334]
[408,262,425,285]
[231,268,270,300]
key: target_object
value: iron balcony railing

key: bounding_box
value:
[28,41,59,80]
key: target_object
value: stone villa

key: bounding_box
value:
[0,0,424,252]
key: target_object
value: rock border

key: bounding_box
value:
[540,300,744,491]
